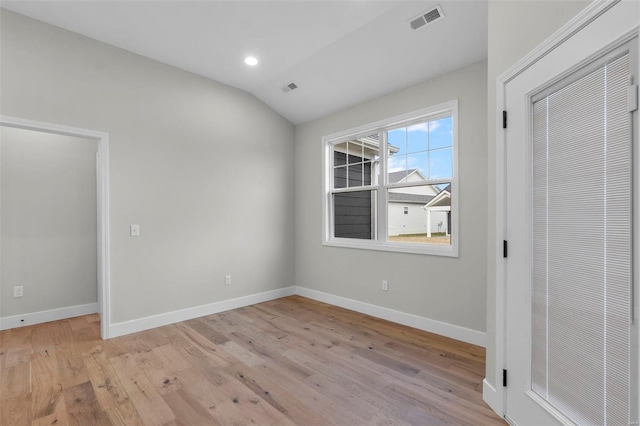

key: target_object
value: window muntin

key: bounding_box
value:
[323,101,458,256]
[332,135,380,189]
[387,116,453,182]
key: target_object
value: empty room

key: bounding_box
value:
[0,1,638,425]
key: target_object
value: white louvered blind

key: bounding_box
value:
[531,52,631,425]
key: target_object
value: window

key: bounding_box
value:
[323,100,458,256]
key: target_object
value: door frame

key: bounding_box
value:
[0,115,111,339]
[488,0,639,418]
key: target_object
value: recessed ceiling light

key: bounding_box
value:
[244,56,258,66]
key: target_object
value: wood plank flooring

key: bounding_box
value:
[0,295,506,425]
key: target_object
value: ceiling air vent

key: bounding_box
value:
[281,82,298,93]
[409,5,444,30]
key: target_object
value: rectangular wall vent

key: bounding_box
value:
[409,5,444,30]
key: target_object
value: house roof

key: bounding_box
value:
[424,185,451,208]
[387,172,450,205]
[388,169,427,183]
[388,192,434,204]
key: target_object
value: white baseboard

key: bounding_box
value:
[0,302,99,330]
[483,378,504,417]
[294,286,486,347]
[108,286,296,338]
[0,286,485,351]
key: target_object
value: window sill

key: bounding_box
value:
[323,238,459,257]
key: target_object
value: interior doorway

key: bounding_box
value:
[0,116,110,339]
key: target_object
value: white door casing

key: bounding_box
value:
[0,116,111,339]
[494,1,639,424]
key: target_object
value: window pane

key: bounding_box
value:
[347,139,363,164]
[363,161,375,185]
[429,147,452,179]
[333,134,380,189]
[348,163,363,187]
[406,152,428,180]
[356,133,380,159]
[334,165,347,189]
[334,142,348,166]
[407,123,428,153]
[333,190,377,240]
[429,116,453,150]
[388,154,407,184]
[359,133,380,185]
[387,183,451,245]
[388,126,409,184]
[388,128,406,155]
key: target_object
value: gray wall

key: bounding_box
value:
[0,5,593,381]
[0,10,295,324]
[1,127,98,316]
[485,0,590,388]
[295,60,488,333]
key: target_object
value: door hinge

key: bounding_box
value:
[628,83,638,112]
[502,110,507,129]
[503,240,508,258]
[503,369,508,387]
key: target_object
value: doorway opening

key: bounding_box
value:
[0,116,110,339]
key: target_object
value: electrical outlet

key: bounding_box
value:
[382,280,388,292]
[225,275,232,286]
[14,286,24,297]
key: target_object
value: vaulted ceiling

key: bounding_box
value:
[1,1,487,125]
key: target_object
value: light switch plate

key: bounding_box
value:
[130,224,140,237]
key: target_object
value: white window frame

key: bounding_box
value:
[322,100,459,256]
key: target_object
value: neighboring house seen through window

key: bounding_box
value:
[323,101,458,256]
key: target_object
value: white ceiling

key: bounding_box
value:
[1,1,488,125]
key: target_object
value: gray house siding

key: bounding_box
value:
[333,152,373,239]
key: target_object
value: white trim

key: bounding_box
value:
[483,379,504,418]
[0,303,99,330]
[323,101,456,143]
[109,287,296,338]
[109,285,485,346]
[322,238,458,256]
[498,0,621,86]
[492,0,631,419]
[0,116,111,339]
[295,286,486,347]
[0,281,486,353]
[322,100,459,257]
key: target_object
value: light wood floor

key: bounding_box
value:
[0,295,506,425]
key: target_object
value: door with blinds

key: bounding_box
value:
[503,3,638,424]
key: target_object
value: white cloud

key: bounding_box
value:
[408,121,442,133]
[387,155,406,173]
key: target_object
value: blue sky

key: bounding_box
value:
[387,116,452,179]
